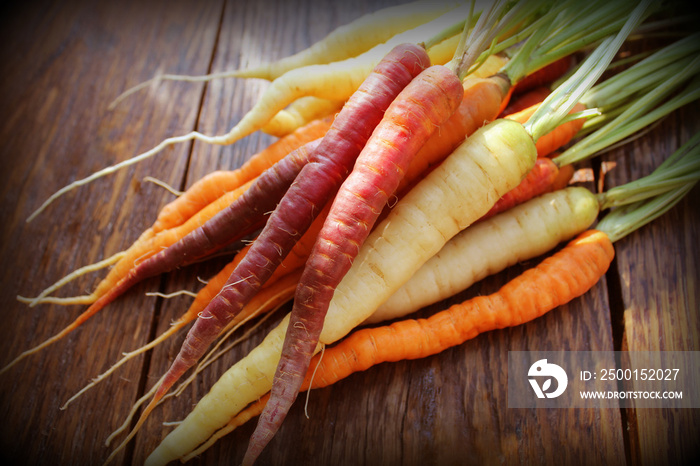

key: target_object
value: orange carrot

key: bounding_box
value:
[480,157,561,221]
[198,229,614,449]
[551,162,575,190]
[303,229,614,385]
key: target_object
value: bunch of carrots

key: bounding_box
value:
[3,0,699,464]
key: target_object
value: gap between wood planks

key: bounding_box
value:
[120,2,228,465]
[589,148,636,466]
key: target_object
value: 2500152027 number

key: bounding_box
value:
[600,368,680,381]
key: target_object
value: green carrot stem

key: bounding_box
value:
[524,0,655,142]
[503,0,646,86]
[598,183,696,243]
[582,32,700,108]
[554,71,700,166]
[597,131,700,211]
[568,48,699,142]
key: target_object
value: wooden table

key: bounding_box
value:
[1,1,698,465]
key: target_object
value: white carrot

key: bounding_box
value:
[144,116,538,466]
[260,96,344,137]
[108,0,464,108]
[27,4,469,222]
[367,186,600,323]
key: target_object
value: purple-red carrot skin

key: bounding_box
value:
[82,138,321,316]
[246,64,465,463]
[151,139,321,265]
[152,43,432,404]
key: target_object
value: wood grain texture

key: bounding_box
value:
[602,111,700,466]
[0,1,697,466]
[0,1,224,465]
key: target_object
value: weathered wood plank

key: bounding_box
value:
[0,1,224,465]
[602,107,700,466]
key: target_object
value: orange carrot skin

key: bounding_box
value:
[551,161,575,191]
[152,43,433,407]
[480,158,560,221]
[248,63,465,461]
[152,117,332,233]
[222,230,615,433]
[305,230,614,388]
[534,102,586,157]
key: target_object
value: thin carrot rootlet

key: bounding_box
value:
[18,116,332,309]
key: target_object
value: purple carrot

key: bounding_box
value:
[244,63,465,463]
[0,138,321,373]
[129,43,432,434]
